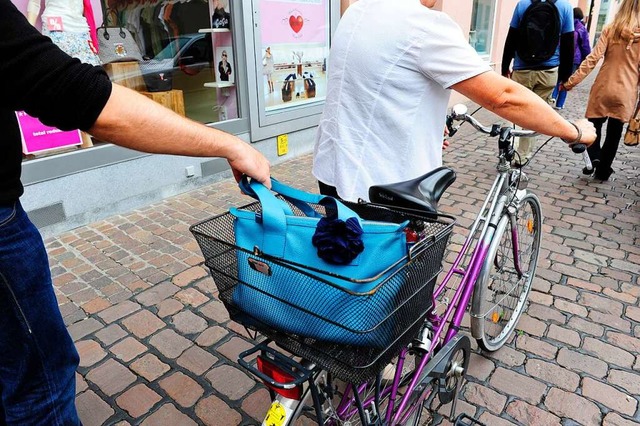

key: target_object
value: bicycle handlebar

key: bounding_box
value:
[448,112,538,138]
[447,107,590,156]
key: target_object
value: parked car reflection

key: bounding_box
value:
[137,33,218,123]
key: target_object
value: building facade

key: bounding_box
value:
[13,0,620,236]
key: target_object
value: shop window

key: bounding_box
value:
[257,0,329,114]
[469,0,496,56]
[101,0,239,125]
[593,0,611,44]
[15,0,239,161]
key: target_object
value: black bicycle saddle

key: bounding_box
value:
[368,167,457,214]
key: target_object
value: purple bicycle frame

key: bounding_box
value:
[335,171,513,425]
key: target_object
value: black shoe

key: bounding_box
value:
[583,159,600,175]
[594,165,613,181]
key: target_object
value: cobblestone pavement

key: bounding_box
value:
[48,69,639,425]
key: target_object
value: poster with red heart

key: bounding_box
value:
[259,0,328,112]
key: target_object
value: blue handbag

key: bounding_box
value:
[230,178,411,347]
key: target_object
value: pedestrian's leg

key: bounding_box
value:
[587,117,605,165]
[0,202,80,426]
[318,181,340,198]
[556,87,568,109]
[595,117,624,180]
[551,83,560,102]
[511,70,536,163]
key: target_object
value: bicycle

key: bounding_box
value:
[190,104,585,425]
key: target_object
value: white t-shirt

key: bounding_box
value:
[39,0,89,34]
[313,0,491,202]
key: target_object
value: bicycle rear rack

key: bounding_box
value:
[238,340,316,389]
[454,413,487,426]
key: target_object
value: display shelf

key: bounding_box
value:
[204,82,235,88]
[198,28,231,33]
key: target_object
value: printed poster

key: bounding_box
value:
[16,111,82,154]
[259,0,329,112]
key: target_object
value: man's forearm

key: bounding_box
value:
[89,84,271,185]
[453,71,582,142]
[89,84,238,159]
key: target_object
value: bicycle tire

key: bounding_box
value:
[470,193,542,352]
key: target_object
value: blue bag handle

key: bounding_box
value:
[240,177,363,257]
[242,177,362,222]
[239,177,319,218]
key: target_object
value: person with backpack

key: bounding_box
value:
[551,7,592,109]
[501,0,575,165]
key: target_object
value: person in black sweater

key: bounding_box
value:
[0,2,269,424]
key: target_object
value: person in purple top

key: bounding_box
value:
[552,7,592,109]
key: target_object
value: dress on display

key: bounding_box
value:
[30,0,101,66]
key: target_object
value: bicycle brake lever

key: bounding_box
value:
[446,116,458,137]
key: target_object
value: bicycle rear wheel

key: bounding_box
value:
[318,351,437,425]
[471,193,542,352]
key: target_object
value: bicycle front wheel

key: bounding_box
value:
[471,193,542,352]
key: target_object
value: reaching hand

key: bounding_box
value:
[227,140,271,188]
[573,118,597,146]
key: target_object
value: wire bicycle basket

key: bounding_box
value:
[190,198,454,383]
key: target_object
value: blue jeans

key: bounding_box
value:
[551,64,579,109]
[0,202,80,425]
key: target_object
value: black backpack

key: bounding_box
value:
[517,0,561,63]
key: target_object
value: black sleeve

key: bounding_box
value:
[501,27,519,77]
[558,32,575,83]
[0,0,112,131]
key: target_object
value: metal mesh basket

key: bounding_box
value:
[190,199,454,383]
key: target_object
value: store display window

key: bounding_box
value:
[13,0,239,160]
[100,0,239,124]
[257,0,329,114]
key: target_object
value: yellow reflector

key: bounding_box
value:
[527,219,534,234]
[491,311,500,323]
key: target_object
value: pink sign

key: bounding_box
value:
[16,111,82,154]
[260,0,327,45]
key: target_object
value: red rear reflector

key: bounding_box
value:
[257,355,303,400]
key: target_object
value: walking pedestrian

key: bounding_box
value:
[551,7,592,109]
[501,0,575,165]
[564,0,640,181]
[313,0,595,202]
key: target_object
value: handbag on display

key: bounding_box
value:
[304,75,316,98]
[96,6,143,64]
[229,177,412,346]
[139,60,174,92]
[281,73,295,102]
[624,100,640,147]
[97,26,143,64]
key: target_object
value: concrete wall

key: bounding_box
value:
[22,128,317,239]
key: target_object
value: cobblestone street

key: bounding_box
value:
[48,69,640,425]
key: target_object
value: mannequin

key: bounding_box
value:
[27,0,101,65]
[28,0,101,66]
[27,0,100,148]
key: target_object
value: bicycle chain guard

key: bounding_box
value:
[417,333,471,421]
